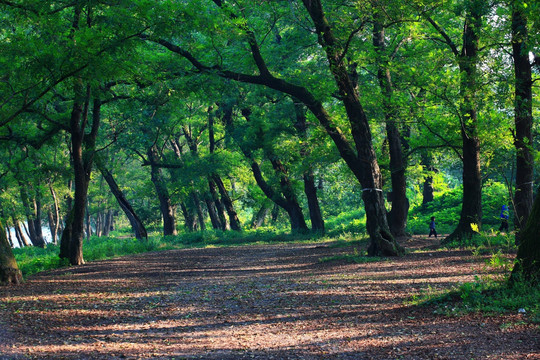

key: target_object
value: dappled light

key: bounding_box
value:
[1,240,537,359]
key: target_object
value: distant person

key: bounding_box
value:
[429,216,437,238]
[499,205,509,232]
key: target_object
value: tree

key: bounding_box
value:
[510,0,535,236]
[139,0,403,255]
[423,0,488,243]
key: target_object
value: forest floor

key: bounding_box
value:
[0,236,538,360]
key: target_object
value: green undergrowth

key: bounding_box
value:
[13,229,330,278]
[441,231,517,253]
[406,246,540,324]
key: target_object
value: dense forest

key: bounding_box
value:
[0,0,539,285]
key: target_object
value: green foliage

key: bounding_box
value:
[325,209,366,236]
[407,181,510,235]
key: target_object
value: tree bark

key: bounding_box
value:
[212,174,242,231]
[251,203,271,229]
[294,103,324,233]
[208,178,229,230]
[59,181,73,260]
[373,16,409,238]
[148,146,177,236]
[204,193,222,230]
[179,201,195,232]
[18,186,46,248]
[421,153,435,205]
[96,158,148,239]
[48,183,60,244]
[191,191,206,231]
[511,186,540,283]
[443,2,484,244]
[511,2,534,238]
[0,220,23,285]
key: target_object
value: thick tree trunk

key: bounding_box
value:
[443,4,484,244]
[148,146,177,236]
[180,202,195,232]
[511,186,540,283]
[0,221,23,285]
[511,3,534,237]
[97,159,148,239]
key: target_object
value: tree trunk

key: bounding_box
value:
[19,186,46,248]
[85,201,92,240]
[294,103,325,233]
[6,227,13,248]
[421,153,435,205]
[511,186,540,283]
[148,146,177,236]
[251,203,271,229]
[373,16,409,238]
[204,193,222,230]
[48,183,60,244]
[208,178,229,230]
[304,172,325,233]
[180,202,196,232]
[212,174,242,231]
[299,0,401,254]
[0,221,23,285]
[59,181,73,260]
[97,159,148,240]
[511,2,534,237]
[191,191,206,231]
[443,3,484,244]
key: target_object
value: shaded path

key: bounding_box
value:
[0,240,538,359]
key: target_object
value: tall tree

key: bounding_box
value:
[423,0,488,243]
[510,0,534,236]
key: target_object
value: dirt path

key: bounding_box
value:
[0,239,538,359]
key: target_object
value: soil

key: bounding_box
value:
[0,236,538,360]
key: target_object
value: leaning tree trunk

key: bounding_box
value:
[511,186,540,283]
[97,159,148,240]
[511,2,534,238]
[0,220,23,285]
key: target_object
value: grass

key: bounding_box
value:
[406,242,540,324]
